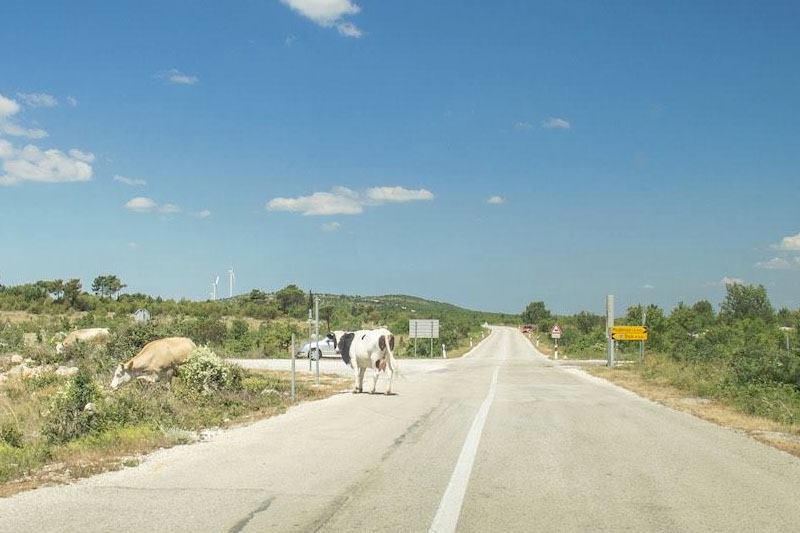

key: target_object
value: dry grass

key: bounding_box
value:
[587,366,800,457]
[0,370,349,498]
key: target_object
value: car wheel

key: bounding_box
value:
[310,348,321,361]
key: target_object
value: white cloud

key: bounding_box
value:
[514,121,533,131]
[542,117,571,130]
[280,0,363,38]
[0,142,94,185]
[721,276,744,286]
[66,96,78,107]
[772,232,800,251]
[756,257,800,271]
[365,186,434,203]
[268,187,363,216]
[336,22,362,37]
[0,93,20,117]
[194,210,212,219]
[0,92,48,139]
[128,242,138,249]
[641,284,655,290]
[114,174,147,186]
[487,195,505,204]
[268,185,434,216]
[160,203,181,214]
[124,197,156,212]
[68,149,95,163]
[321,221,341,232]
[158,69,198,85]
[16,93,57,108]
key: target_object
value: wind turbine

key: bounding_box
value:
[211,276,219,301]
[228,268,235,298]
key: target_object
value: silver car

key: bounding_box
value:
[296,336,337,360]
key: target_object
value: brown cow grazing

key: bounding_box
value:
[56,328,111,354]
[110,337,197,389]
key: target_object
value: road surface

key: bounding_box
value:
[2,326,799,531]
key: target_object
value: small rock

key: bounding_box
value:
[84,402,95,413]
[10,354,23,364]
[8,364,26,376]
[56,366,79,377]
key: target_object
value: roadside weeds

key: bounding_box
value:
[0,370,348,498]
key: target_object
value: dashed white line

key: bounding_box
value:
[429,366,500,533]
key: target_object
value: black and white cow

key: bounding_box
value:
[328,328,397,394]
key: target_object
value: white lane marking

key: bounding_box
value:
[429,366,500,533]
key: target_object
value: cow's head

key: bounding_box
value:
[337,332,355,366]
[110,362,132,390]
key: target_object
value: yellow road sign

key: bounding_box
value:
[610,325,649,341]
[611,332,648,341]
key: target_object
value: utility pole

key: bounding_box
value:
[308,308,312,372]
[291,333,296,402]
[607,294,615,367]
[640,307,647,363]
[314,295,320,385]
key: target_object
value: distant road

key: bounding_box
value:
[3,327,800,531]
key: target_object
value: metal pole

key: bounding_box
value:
[291,333,296,402]
[314,296,320,386]
[640,307,646,363]
[414,336,417,357]
[308,309,312,372]
[607,294,615,367]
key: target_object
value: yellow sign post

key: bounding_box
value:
[610,325,649,341]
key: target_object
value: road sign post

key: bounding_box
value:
[607,295,615,367]
[409,319,440,358]
[550,325,562,360]
[314,296,320,386]
[290,333,296,402]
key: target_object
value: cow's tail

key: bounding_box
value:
[380,333,400,377]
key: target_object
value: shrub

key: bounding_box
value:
[42,370,102,444]
[0,423,23,448]
[178,346,243,395]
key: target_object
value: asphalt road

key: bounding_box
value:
[3,326,800,532]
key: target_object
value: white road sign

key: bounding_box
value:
[409,319,440,339]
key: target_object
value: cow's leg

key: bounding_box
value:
[358,367,367,393]
[371,365,380,394]
[353,361,361,394]
[387,366,393,395]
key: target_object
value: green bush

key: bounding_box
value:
[178,346,243,395]
[42,370,102,444]
[0,423,23,448]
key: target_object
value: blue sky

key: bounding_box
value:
[1,1,799,314]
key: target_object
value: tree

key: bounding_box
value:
[720,283,774,323]
[275,284,305,315]
[575,311,601,334]
[249,289,267,301]
[521,301,551,326]
[63,279,82,307]
[92,275,126,299]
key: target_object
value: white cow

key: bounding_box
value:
[56,328,111,354]
[329,328,397,394]
[110,337,197,389]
